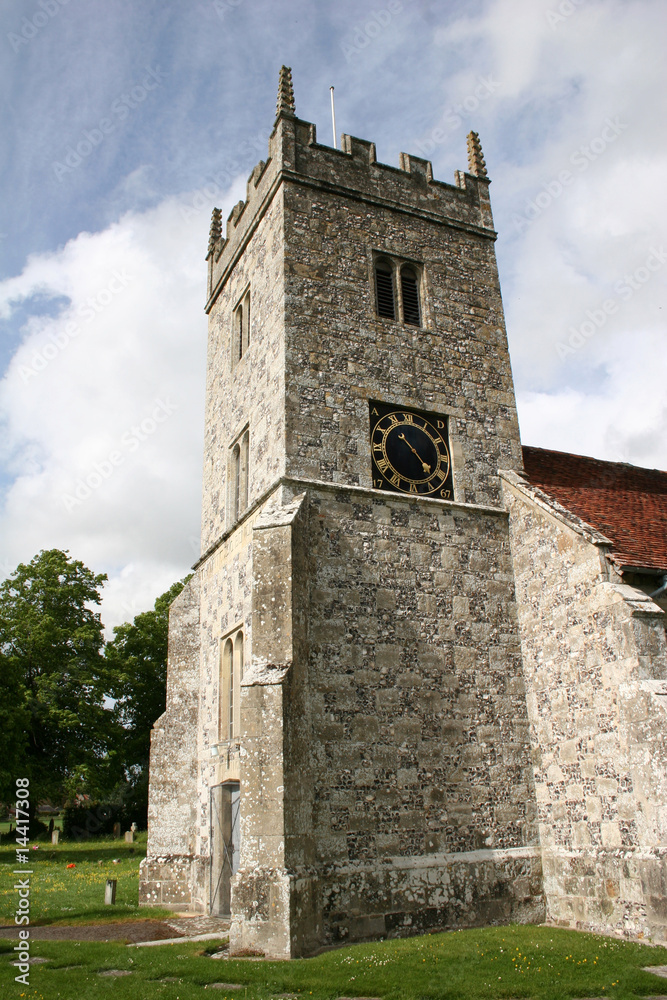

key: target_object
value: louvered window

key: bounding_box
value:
[375,261,395,319]
[401,267,421,326]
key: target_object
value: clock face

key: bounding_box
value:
[369,402,453,498]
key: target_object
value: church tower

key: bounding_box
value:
[140,67,544,958]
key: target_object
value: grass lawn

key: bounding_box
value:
[1,924,667,999]
[3,838,667,997]
[0,833,173,925]
[0,816,63,836]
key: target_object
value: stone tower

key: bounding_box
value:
[140,67,545,957]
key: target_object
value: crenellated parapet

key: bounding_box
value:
[206,67,494,310]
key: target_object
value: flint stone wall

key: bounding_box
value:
[140,576,203,911]
[229,480,544,957]
[502,470,667,942]
[206,111,523,526]
[201,190,285,556]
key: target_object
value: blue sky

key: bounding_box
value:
[1,0,665,626]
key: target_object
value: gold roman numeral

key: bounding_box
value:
[377,457,390,473]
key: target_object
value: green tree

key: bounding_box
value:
[104,576,191,824]
[0,549,118,823]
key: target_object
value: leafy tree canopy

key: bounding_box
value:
[0,548,191,829]
[104,576,191,787]
[0,549,118,808]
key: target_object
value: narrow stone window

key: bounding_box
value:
[231,442,241,522]
[236,304,243,361]
[219,630,243,743]
[375,259,395,319]
[243,290,251,351]
[233,632,244,739]
[240,430,249,512]
[401,266,421,326]
[232,288,251,366]
[227,640,235,740]
[220,638,234,742]
[228,427,250,526]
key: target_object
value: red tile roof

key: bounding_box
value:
[521,446,667,573]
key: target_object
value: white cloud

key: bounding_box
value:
[462,1,667,438]
[1,0,665,635]
[518,329,667,470]
[0,178,245,631]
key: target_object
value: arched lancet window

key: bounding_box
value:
[236,303,244,361]
[233,632,244,739]
[375,259,395,319]
[228,428,250,527]
[240,431,249,512]
[232,289,251,366]
[243,291,251,351]
[401,266,421,326]
[227,639,235,741]
[220,638,234,742]
[219,630,244,743]
[231,443,241,522]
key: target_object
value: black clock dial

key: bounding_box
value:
[369,402,453,498]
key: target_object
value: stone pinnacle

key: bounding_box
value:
[467,130,488,178]
[276,65,295,120]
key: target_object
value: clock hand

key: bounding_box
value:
[397,432,431,473]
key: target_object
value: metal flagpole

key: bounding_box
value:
[330,86,337,149]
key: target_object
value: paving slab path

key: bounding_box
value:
[0,914,230,943]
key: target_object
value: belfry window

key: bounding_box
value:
[401,266,421,326]
[374,255,424,327]
[375,259,395,319]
